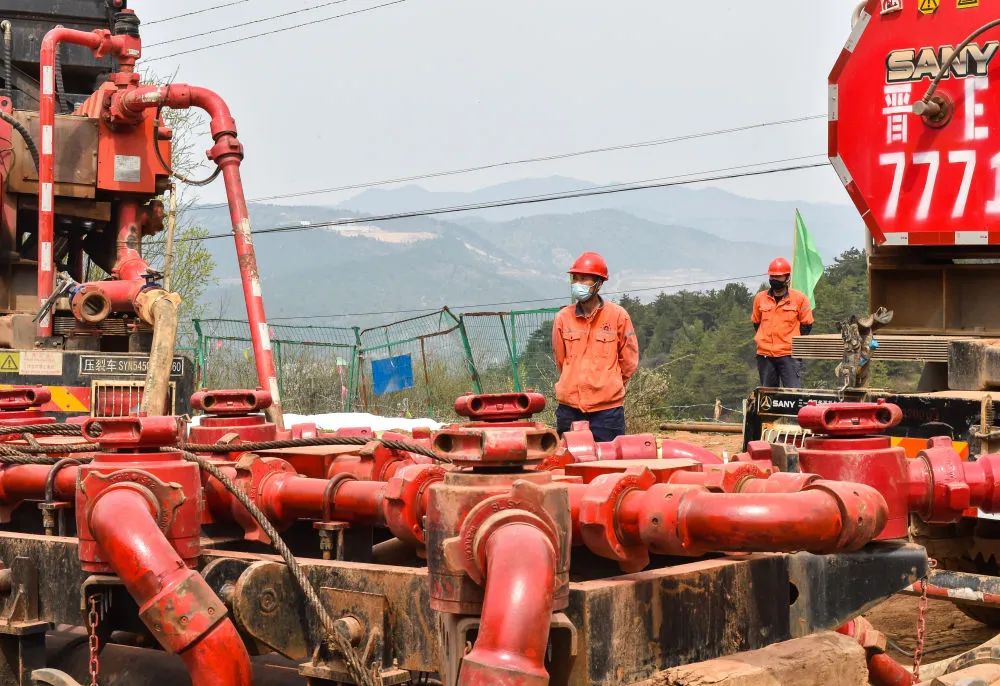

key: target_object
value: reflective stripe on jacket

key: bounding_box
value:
[551,299,639,413]
[751,288,814,357]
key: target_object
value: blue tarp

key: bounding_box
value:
[371,355,415,396]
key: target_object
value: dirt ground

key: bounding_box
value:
[661,430,1000,664]
[865,596,997,663]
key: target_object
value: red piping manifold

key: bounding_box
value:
[797,402,1000,528]
[574,466,888,572]
[200,454,445,547]
[89,488,252,686]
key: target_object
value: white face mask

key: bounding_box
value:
[571,282,595,303]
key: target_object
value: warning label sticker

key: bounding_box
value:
[919,0,940,13]
[0,353,19,374]
[957,0,979,8]
[20,351,63,377]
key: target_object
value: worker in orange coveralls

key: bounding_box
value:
[752,257,814,388]
[551,252,640,442]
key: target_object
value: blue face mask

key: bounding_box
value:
[571,283,595,303]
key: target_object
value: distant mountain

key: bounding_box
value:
[188,178,861,325]
[337,176,863,258]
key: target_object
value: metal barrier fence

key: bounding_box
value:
[193,307,562,417]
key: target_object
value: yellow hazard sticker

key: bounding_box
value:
[919,0,940,12]
[0,352,19,373]
[957,0,979,8]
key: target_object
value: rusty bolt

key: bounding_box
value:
[259,589,278,613]
[180,616,189,625]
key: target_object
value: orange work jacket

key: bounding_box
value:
[551,299,640,413]
[751,288,814,357]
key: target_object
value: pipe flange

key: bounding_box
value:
[697,462,769,493]
[232,456,297,541]
[321,472,359,523]
[447,486,561,586]
[578,467,657,572]
[81,470,182,534]
[139,568,228,655]
[383,464,445,546]
[806,480,888,551]
[918,438,969,523]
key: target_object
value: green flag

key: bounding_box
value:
[792,210,824,308]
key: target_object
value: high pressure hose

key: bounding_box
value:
[53,44,70,114]
[0,109,39,171]
[0,21,11,98]
[918,18,1000,112]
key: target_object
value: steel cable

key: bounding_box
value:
[181,435,452,464]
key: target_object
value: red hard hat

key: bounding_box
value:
[768,257,792,276]
[568,252,609,280]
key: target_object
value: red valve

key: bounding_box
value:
[192,389,272,415]
[0,386,51,412]
[83,416,183,449]
[798,401,902,436]
[433,425,559,466]
[453,392,546,422]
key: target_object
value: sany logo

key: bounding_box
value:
[887,42,1000,84]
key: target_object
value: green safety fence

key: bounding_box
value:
[192,306,563,419]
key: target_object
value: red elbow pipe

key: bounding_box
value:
[89,488,251,686]
[660,439,723,465]
[615,481,886,557]
[459,523,556,686]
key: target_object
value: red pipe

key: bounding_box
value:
[459,523,556,686]
[660,439,723,465]
[114,84,283,427]
[259,474,386,527]
[0,464,76,502]
[89,488,251,686]
[836,619,913,686]
[37,28,110,336]
[867,653,914,686]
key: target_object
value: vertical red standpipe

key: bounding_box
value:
[89,488,252,686]
[459,522,557,686]
[37,27,110,336]
[115,84,284,428]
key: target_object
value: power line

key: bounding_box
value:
[146,1,351,47]
[190,114,826,211]
[143,1,252,26]
[253,273,769,322]
[181,155,829,243]
[142,0,408,63]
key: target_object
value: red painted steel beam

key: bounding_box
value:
[88,488,251,686]
[458,522,556,686]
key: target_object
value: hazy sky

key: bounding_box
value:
[138,0,860,209]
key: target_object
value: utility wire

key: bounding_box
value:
[145,0,351,47]
[189,114,826,211]
[143,1,252,26]
[142,0,408,63]
[258,273,768,321]
[180,155,829,243]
